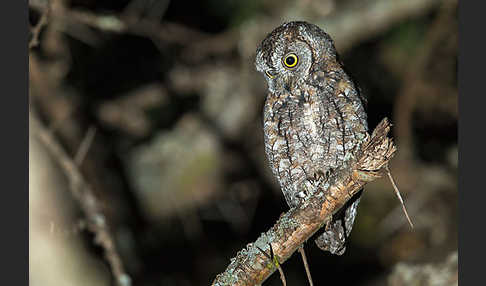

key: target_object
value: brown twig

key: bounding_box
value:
[30,110,131,286]
[74,126,97,166]
[275,263,287,286]
[29,0,50,49]
[378,163,455,239]
[298,246,314,286]
[385,165,414,229]
[212,118,397,286]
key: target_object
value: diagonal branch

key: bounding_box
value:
[212,118,396,286]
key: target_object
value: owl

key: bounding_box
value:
[255,21,368,255]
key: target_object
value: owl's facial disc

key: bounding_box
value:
[262,40,312,94]
[256,44,310,95]
[256,21,337,95]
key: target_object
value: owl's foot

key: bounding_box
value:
[325,215,333,231]
[302,169,334,195]
[315,220,346,255]
[315,168,335,184]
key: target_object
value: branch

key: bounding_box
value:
[30,110,132,286]
[212,118,396,286]
[29,0,50,49]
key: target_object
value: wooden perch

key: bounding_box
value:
[211,118,397,286]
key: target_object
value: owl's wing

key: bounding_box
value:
[314,189,362,255]
[336,57,368,111]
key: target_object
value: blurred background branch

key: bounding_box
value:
[30,109,131,286]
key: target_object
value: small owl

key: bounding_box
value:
[255,21,368,255]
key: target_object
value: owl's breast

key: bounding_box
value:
[263,91,329,205]
[263,84,367,207]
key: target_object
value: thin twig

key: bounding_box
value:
[29,0,50,49]
[385,165,414,229]
[74,126,97,166]
[298,246,314,286]
[275,262,287,286]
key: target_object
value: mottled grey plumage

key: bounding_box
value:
[255,21,368,255]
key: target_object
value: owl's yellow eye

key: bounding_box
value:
[283,53,298,68]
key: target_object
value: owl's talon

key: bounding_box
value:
[314,170,325,181]
[325,216,333,231]
[325,168,334,179]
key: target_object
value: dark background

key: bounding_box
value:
[29,0,457,285]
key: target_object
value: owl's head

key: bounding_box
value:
[255,21,338,94]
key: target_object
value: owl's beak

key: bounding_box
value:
[265,69,277,79]
[281,75,294,94]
